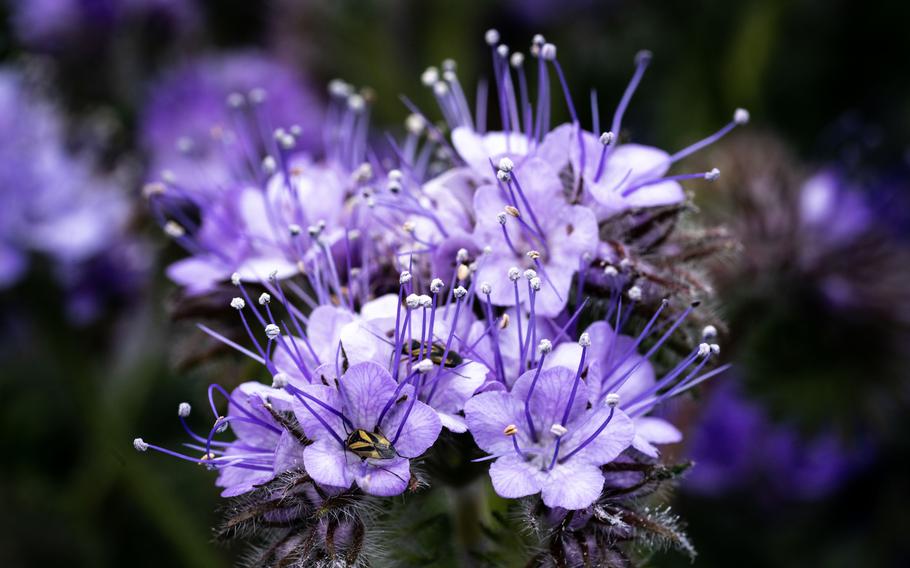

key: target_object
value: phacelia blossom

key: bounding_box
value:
[136,33,735,563]
[465,276,726,509]
[143,58,377,295]
[0,68,146,320]
[383,31,747,317]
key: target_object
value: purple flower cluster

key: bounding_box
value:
[0,69,146,321]
[136,31,737,514]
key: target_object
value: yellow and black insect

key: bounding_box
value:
[345,428,397,460]
[402,340,464,368]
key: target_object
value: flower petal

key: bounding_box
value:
[490,454,543,499]
[303,438,355,489]
[354,456,410,496]
[540,462,604,510]
[337,362,398,429]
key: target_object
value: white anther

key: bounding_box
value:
[453,286,468,299]
[142,182,166,199]
[529,277,542,291]
[433,81,449,96]
[508,267,521,281]
[399,270,412,284]
[485,29,500,46]
[710,343,721,355]
[268,269,279,282]
[734,108,750,125]
[576,333,591,348]
[442,58,457,71]
[497,212,507,225]
[272,373,289,389]
[635,50,653,66]
[215,417,229,433]
[510,52,525,67]
[497,44,509,58]
[418,294,432,308]
[265,324,281,339]
[388,169,403,182]
[538,339,553,354]
[414,359,434,373]
[279,133,295,149]
[258,293,271,305]
[599,131,615,145]
[328,79,352,98]
[176,136,193,154]
[456,248,469,262]
[604,266,618,277]
[541,43,557,60]
[430,278,445,294]
[163,220,185,238]
[133,438,149,452]
[405,294,420,309]
[619,258,632,269]
[705,168,721,181]
[347,94,365,112]
[483,245,492,255]
[289,125,302,137]
[702,325,717,340]
[497,170,512,182]
[606,393,620,408]
[523,269,537,280]
[249,88,267,104]
[353,162,373,182]
[405,113,426,134]
[160,170,176,184]
[698,343,711,357]
[550,424,568,437]
[628,286,642,301]
[288,224,302,236]
[480,282,492,295]
[230,297,245,310]
[178,403,191,418]
[226,92,245,108]
[421,66,439,86]
[498,157,514,172]
[230,273,241,286]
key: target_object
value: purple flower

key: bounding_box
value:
[471,157,599,316]
[144,61,373,295]
[684,382,868,502]
[293,362,441,496]
[465,366,634,509]
[141,51,322,198]
[10,0,198,51]
[134,381,300,498]
[0,69,146,319]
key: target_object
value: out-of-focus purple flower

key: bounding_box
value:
[684,382,868,502]
[141,51,323,195]
[10,0,199,52]
[0,68,146,320]
[141,55,383,296]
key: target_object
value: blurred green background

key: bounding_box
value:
[1,0,908,566]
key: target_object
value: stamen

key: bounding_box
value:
[621,168,720,197]
[523,338,552,442]
[667,108,750,164]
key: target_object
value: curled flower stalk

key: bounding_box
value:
[135,30,742,566]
